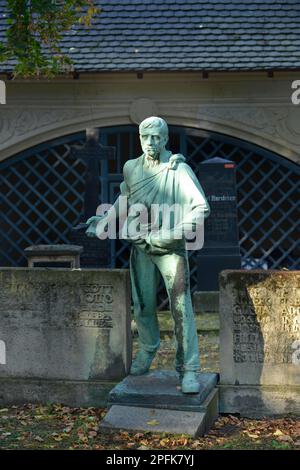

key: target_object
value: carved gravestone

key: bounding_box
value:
[0,268,131,406]
[219,270,300,417]
[69,128,116,268]
[196,157,242,291]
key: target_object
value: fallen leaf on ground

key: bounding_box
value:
[147,420,159,426]
[78,432,88,442]
[244,431,260,439]
[140,439,149,446]
[160,438,170,446]
[277,435,293,443]
[177,438,188,446]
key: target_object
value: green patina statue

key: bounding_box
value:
[86,117,210,394]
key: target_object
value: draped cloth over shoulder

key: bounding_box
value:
[121,154,210,254]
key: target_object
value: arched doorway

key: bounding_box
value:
[1,125,299,295]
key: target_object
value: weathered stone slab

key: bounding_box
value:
[24,244,83,257]
[100,405,207,437]
[108,370,219,412]
[219,270,300,416]
[0,377,116,408]
[218,384,300,418]
[0,268,132,395]
[24,244,83,268]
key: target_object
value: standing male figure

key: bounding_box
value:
[86,117,210,393]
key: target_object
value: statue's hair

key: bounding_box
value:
[139,116,168,137]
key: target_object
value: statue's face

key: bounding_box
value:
[139,126,168,160]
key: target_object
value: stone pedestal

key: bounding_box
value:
[99,370,219,437]
[24,244,83,268]
[219,270,300,417]
[0,268,132,407]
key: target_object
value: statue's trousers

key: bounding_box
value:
[130,245,200,373]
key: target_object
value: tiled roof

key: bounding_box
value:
[0,0,300,72]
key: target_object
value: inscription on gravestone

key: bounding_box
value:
[0,269,131,381]
[219,270,300,386]
[0,282,115,329]
[205,191,238,245]
[233,284,300,365]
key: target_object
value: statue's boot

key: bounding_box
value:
[181,371,200,394]
[130,350,156,375]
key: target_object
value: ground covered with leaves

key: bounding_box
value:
[0,405,299,450]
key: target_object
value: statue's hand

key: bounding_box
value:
[147,229,183,250]
[86,230,96,238]
[85,215,106,238]
[85,215,102,237]
[86,216,102,225]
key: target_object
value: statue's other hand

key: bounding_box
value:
[149,229,183,249]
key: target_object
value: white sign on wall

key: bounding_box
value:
[0,340,6,364]
[0,80,6,104]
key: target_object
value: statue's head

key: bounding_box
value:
[139,116,169,160]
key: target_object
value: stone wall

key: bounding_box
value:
[0,268,132,406]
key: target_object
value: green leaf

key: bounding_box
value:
[0,0,100,78]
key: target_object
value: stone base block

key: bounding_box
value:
[0,377,117,408]
[101,370,219,437]
[218,384,300,417]
[100,405,206,437]
[100,388,219,437]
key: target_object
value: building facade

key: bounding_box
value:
[0,1,299,292]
